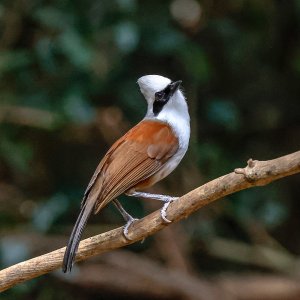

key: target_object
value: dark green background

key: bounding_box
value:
[0,0,299,299]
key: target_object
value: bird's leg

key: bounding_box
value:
[113,199,138,240]
[126,191,178,223]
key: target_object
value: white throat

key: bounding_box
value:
[138,74,190,155]
[152,90,190,151]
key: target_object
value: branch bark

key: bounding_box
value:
[0,151,299,292]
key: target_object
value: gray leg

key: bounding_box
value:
[113,199,138,240]
[126,191,178,223]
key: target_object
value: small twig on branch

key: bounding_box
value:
[0,151,299,292]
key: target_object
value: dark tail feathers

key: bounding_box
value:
[62,202,94,273]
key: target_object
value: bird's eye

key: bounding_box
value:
[155,91,164,100]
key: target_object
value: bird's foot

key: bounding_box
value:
[160,197,178,223]
[123,217,139,240]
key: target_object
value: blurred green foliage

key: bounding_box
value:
[0,0,299,299]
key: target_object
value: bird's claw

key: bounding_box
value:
[161,197,178,223]
[123,218,139,240]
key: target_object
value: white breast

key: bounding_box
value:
[144,89,190,182]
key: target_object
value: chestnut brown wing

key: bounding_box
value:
[82,120,178,213]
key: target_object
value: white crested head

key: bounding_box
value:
[137,74,188,118]
[137,75,171,101]
[137,74,190,145]
[137,74,190,161]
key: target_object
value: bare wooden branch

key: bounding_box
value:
[0,150,299,292]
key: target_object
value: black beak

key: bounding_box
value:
[169,80,182,96]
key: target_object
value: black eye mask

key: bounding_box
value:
[153,80,182,115]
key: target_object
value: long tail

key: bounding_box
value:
[62,201,94,273]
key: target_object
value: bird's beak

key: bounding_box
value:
[169,80,182,96]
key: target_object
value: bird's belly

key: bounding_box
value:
[157,152,184,180]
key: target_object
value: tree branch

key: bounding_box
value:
[0,151,299,292]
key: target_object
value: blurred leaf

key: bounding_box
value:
[234,188,288,228]
[58,29,94,70]
[117,79,145,121]
[179,44,212,83]
[0,238,29,266]
[211,18,240,41]
[196,141,230,179]
[32,193,69,232]
[114,21,139,53]
[0,51,31,77]
[144,26,186,54]
[35,37,57,73]
[63,87,95,123]
[34,6,72,30]
[117,0,137,12]
[207,99,240,131]
[0,136,33,173]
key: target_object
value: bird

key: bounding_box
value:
[62,74,190,273]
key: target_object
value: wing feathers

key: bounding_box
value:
[84,120,178,213]
[95,157,160,212]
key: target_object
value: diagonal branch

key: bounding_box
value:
[0,151,299,292]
